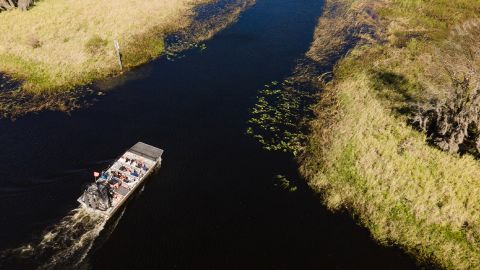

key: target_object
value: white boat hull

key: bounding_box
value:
[77,142,164,219]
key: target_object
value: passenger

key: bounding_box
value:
[120,166,130,173]
[101,171,109,179]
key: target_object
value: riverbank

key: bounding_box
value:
[0,0,255,118]
[301,0,480,268]
[0,0,210,93]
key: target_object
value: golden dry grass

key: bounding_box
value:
[303,73,480,269]
[0,0,210,92]
[301,0,480,268]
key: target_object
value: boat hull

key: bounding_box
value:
[77,142,164,219]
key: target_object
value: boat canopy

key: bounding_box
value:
[127,142,164,162]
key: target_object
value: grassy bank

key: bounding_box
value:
[301,0,480,268]
[0,0,210,93]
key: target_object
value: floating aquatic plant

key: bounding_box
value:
[274,174,297,192]
[247,80,316,156]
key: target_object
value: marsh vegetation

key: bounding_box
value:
[300,0,480,268]
[0,0,211,93]
[247,80,316,156]
[0,0,255,118]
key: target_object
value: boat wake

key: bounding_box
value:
[0,206,123,270]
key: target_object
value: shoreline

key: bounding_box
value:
[301,0,480,268]
[0,0,213,94]
[0,0,255,119]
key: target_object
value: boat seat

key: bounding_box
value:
[116,186,129,196]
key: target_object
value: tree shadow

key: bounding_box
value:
[371,71,420,116]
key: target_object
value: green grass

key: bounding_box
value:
[303,73,480,269]
[301,0,480,268]
[0,0,256,118]
[0,0,211,93]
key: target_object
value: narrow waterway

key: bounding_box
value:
[0,0,418,268]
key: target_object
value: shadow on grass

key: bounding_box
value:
[371,70,421,116]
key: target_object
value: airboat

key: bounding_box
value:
[78,142,164,218]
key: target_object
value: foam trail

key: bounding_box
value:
[0,206,111,269]
[74,207,126,270]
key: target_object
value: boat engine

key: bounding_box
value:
[79,182,112,211]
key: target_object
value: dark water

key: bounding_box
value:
[0,0,418,269]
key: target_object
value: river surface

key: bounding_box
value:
[0,0,418,269]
